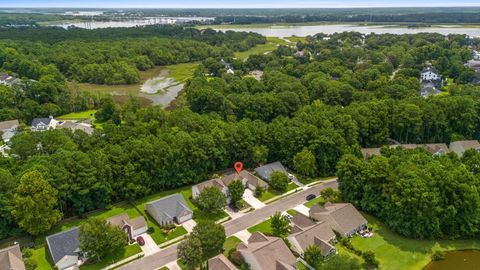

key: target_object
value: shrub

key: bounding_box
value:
[432,250,445,261]
[254,186,264,197]
[147,227,155,234]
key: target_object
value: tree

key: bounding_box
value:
[320,188,340,203]
[228,180,245,208]
[252,145,269,165]
[191,220,226,257]
[270,212,290,237]
[195,186,227,213]
[12,171,62,236]
[293,148,317,177]
[323,255,362,270]
[362,251,379,269]
[0,169,16,239]
[304,245,323,269]
[79,217,127,262]
[270,171,289,192]
[178,235,203,270]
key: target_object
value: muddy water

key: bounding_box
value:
[139,69,184,107]
[424,250,480,270]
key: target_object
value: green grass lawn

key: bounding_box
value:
[234,36,288,60]
[150,225,188,246]
[286,209,299,216]
[30,246,52,270]
[57,110,97,120]
[247,218,272,235]
[296,261,308,270]
[223,236,242,256]
[304,196,325,208]
[80,244,142,270]
[258,182,298,202]
[351,214,480,270]
[166,62,198,82]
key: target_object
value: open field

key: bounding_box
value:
[351,214,480,270]
[234,37,288,60]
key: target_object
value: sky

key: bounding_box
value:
[2,0,480,8]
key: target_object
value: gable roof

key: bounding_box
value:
[195,170,268,193]
[254,162,287,181]
[107,214,147,231]
[0,245,25,270]
[31,118,53,127]
[0,120,19,131]
[449,140,480,156]
[288,220,335,255]
[208,254,238,270]
[146,194,192,220]
[239,232,296,270]
[291,213,316,229]
[360,148,381,159]
[46,227,80,265]
[310,203,367,236]
[57,121,94,135]
[424,143,450,155]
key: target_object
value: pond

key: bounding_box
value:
[210,24,480,37]
[424,250,480,270]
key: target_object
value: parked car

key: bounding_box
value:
[287,173,295,180]
[137,236,145,246]
[306,194,316,201]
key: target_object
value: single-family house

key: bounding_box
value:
[420,67,441,82]
[237,232,296,270]
[309,202,367,237]
[254,162,288,182]
[0,119,19,143]
[360,148,381,160]
[423,143,450,156]
[0,244,25,270]
[107,214,148,242]
[56,121,94,135]
[145,194,193,227]
[192,170,268,202]
[449,140,480,157]
[220,59,234,74]
[0,73,20,87]
[249,70,264,81]
[46,227,82,270]
[30,116,58,132]
[465,59,480,73]
[208,254,238,270]
[420,81,441,97]
[287,214,336,258]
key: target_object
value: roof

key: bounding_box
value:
[57,121,94,135]
[0,245,25,270]
[238,232,296,270]
[291,213,316,229]
[46,227,80,265]
[146,194,192,220]
[254,162,287,181]
[0,120,19,131]
[107,214,147,231]
[421,67,440,75]
[360,148,381,159]
[31,118,53,127]
[309,203,367,236]
[194,178,227,194]
[289,219,335,255]
[423,143,450,155]
[449,140,480,156]
[208,254,238,270]
[195,170,267,193]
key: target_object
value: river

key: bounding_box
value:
[424,250,480,270]
[209,24,480,37]
[51,17,214,29]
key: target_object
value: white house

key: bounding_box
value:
[0,73,20,87]
[30,116,58,132]
[420,67,441,82]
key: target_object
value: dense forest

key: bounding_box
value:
[1,28,480,242]
[337,148,480,239]
[0,26,264,122]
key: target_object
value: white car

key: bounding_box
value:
[287,173,295,180]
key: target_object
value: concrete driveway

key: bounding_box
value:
[293,204,310,216]
[137,234,160,256]
[243,189,266,209]
[233,230,252,244]
[182,220,197,233]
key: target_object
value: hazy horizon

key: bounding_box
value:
[2,0,480,9]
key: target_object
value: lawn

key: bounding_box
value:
[30,246,52,270]
[304,196,325,208]
[223,236,242,256]
[80,244,142,270]
[57,110,97,120]
[258,182,298,202]
[296,261,308,270]
[234,36,288,60]
[247,218,272,235]
[286,209,299,216]
[166,62,198,82]
[351,214,480,270]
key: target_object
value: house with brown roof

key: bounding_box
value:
[449,140,480,157]
[208,254,238,270]
[0,119,19,143]
[237,232,296,270]
[287,214,336,258]
[423,143,450,156]
[0,244,25,270]
[192,170,268,203]
[309,203,367,237]
[107,214,148,242]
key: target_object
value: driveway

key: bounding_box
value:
[242,189,266,209]
[165,261,181,270]
[182,220,197,233]
[137,234,160,256]
[233,230,252,244]
[293,204,310,216]
[226,206,245,220]
[118,179,338,270]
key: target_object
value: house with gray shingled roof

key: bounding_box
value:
[46,227,83,270]
[309,203,367,237]
[254,162,288,182]
[145,194,193,227]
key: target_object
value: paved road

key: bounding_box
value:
[118,179,337,270]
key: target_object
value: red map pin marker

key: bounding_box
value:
[234,161,243,173]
